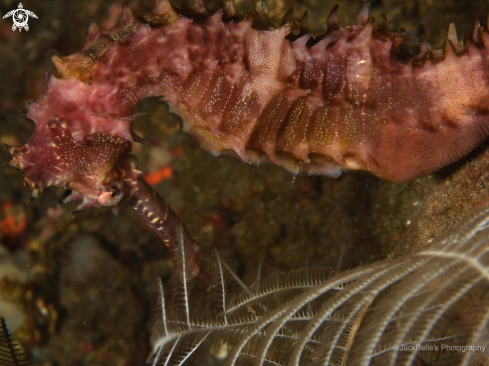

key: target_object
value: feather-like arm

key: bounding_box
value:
[148,207,489,366]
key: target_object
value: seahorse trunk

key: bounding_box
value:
[46,1,489,182]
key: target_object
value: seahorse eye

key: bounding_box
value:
[97,180,124,207]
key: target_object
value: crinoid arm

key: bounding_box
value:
[0,317,33,366]
[148,206,489,366]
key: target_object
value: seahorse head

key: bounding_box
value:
[5,74,142,216]
[5,71,200,281]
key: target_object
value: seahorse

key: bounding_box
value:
[5,0,489,279]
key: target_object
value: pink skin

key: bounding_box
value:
[6,0,489,278]
[44,1,489,182]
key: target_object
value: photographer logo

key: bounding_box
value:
[3,3,38,32]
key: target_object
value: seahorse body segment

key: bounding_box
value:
[5,0,489,278]
[39,0,489,182]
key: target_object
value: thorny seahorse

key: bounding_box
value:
[5,0,489,279]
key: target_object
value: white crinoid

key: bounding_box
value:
[148,207,489,366]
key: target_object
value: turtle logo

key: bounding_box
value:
[3,3,38,32]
